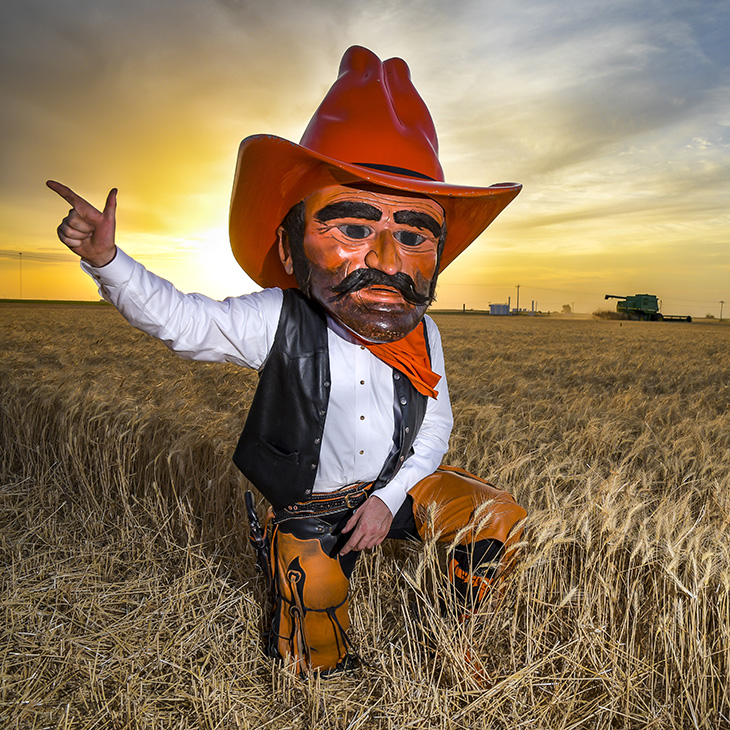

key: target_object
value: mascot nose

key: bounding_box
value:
[364,231,402,275]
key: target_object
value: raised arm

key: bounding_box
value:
[46,180,117,268]
[45,179,283,369]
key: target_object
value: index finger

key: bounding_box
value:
[339,533,356,556]
[46,180,101,218]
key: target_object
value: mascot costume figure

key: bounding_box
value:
[49,46,527,675]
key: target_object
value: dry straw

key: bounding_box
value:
[2,305,729,728]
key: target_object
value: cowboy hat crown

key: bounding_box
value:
[230,46,520,290]
[299,46,443,182]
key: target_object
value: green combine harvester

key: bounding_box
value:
[604,294,692,322]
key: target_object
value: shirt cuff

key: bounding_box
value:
[80,247,137,287]
[372,480,408,516]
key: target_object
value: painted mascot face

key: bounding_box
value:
[278,185,445,343]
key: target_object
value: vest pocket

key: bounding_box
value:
[260,438,300,462]
[236,438,303,508]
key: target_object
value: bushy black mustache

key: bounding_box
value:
[330,268,432,306]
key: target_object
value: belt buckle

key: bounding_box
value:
[345,490,363,509]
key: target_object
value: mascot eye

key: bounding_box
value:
[393,230,426,246]
[338,224,372,239]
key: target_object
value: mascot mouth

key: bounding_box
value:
[352,285,411,309]
[364,284,404,298]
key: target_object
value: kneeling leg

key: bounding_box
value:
[409,466,527,602]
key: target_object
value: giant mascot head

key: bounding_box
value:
[229,46,520,343]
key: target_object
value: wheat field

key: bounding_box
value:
[1,303,729,729]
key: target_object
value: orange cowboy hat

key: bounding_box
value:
[229,45,521,290]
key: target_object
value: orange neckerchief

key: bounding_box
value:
[360,324,440,399]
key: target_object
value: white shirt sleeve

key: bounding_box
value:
[81,248,283,369]
[372,316,453,516]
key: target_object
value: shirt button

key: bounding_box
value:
[360,415,365,421]
[405,427,410,433]
[360,380,365,385]
[400,398,407,406]
[360,346,365,350]
[319,409,326,416]
[324,381,330,388]
[394,373,400,380]
[305,488,312,495]
[310,463,317,470]
[314,437,321,444]
[359,450,364,455]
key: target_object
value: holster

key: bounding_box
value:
[267,511,353,674]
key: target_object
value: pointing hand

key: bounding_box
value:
[46,180,118,268]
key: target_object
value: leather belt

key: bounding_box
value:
[273,482,373,523]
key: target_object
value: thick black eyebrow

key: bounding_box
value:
[314,201,382,222]
[393,210,443,238]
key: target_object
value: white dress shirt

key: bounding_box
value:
[81,249,453,515]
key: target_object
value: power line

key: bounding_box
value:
[0,249,78,264]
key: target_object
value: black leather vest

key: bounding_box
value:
[232,289,429,509]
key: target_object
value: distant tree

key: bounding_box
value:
[705,314,715,319]
[562,304,572,314]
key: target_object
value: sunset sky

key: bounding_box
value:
[1,0,728,317]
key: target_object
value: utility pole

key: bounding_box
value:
[721,300,725,322]
[18,252,22,299]
[515,284,520,314]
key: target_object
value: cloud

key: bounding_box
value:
[429,0,729,188]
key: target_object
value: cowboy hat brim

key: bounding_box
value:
[229,134,522,291]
